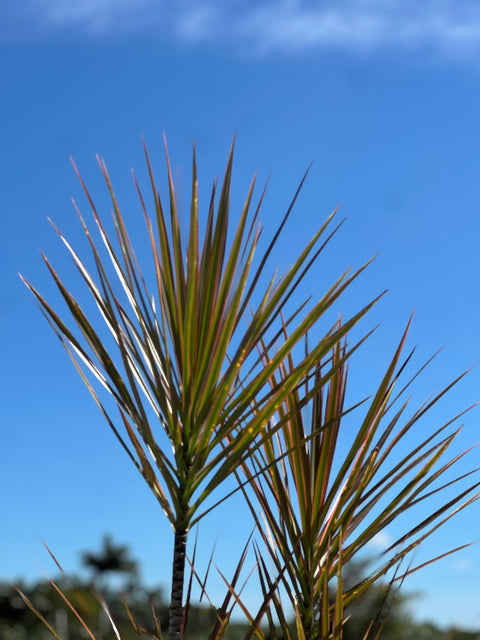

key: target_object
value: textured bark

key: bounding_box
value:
[168,526,188,640]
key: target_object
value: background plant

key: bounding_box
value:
[8,539,480,640]
[229,321,480,640]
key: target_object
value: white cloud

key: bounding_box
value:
[229,0,480,56]
[174,4,218,43]
[17,0,157,35]
[368,530,393,551]
[451,557,474,572]
[4,0,480,59]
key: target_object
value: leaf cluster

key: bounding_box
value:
[20,139,480,640]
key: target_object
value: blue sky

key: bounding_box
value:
[2,0,480,632]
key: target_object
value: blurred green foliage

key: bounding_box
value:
[2,540,479,640]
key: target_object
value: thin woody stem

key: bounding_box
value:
[169,525,188,640]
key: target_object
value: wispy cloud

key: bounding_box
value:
[367,530,393,552]
[4,0,160,37]
[234,1,480,56]
[451,557,474,572]
[4,0,480,59]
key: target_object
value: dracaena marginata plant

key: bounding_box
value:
[228,321,480,640]
[22,139,380,640]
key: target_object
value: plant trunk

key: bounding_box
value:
[169,525,188,640]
